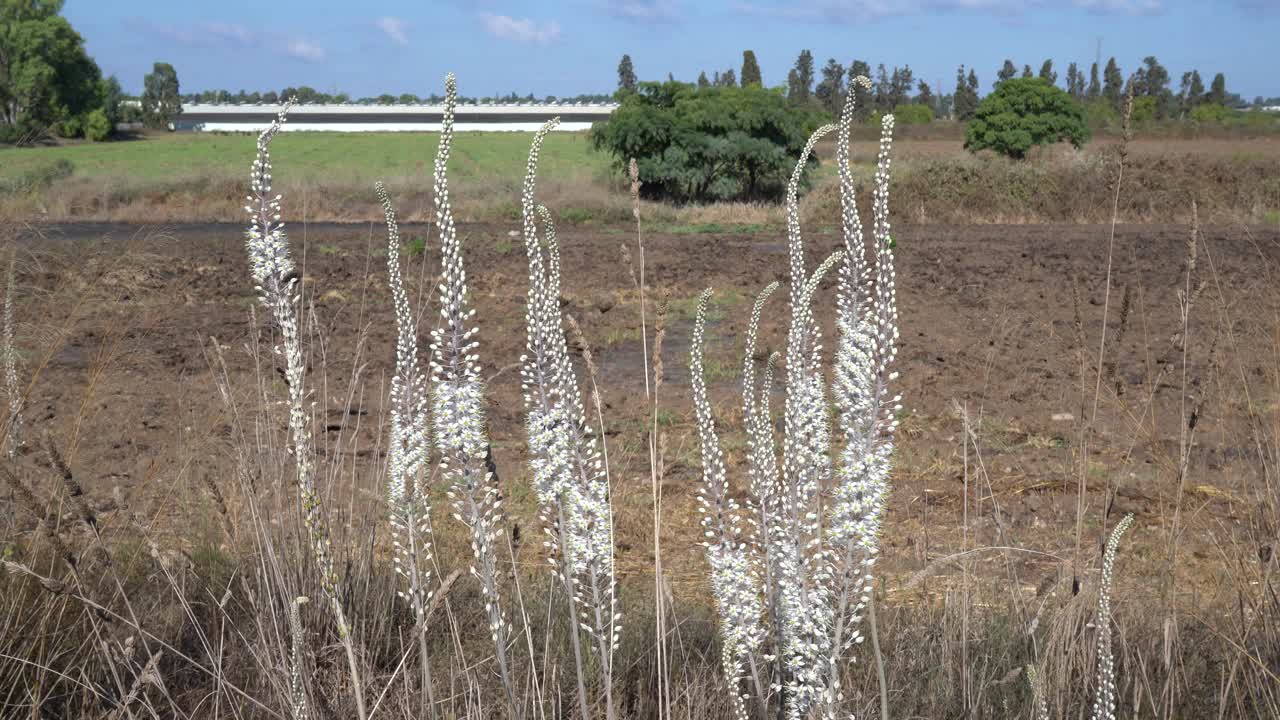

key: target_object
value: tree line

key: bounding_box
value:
[617,50,1260,125]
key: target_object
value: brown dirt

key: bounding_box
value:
[6,220,1278,607]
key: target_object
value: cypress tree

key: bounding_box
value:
[1039,59,1057,86]
[741,50,762,87]
[1103,57,1123,109]
[997,59,1016,86]
[617,54,637,93]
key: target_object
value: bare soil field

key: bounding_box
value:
[8,219,1275,605]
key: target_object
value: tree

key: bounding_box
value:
[1087,62,1101,100]
[1022,64,1033,79]
[718,69,737,88]
[1208,72,1226,106]
[697,71,710,89]
[915,80,934,112]
[997,59,1017,86]
[874,64,892,111]
[0,0,104,141]
[1066,62,1084,98]
[953,65,978,120]
[788,50,814,105]
[889,65,914,109]
[741,50,762,87]
[847,60,872,120]
[142,62,181,129]
[590,80,825,204]
[617,54,637,94]
[1178,70,1204,116]
[100,74,123,128]
[1103,57,1123,109]
[262,90,279,104]
[815,58,845,115]
[1038,59,1057,86]
[964,77,1089,158]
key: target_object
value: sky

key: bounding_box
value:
[67,1,1279,100]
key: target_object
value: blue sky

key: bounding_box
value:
[69,1,1278,99]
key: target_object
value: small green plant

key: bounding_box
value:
[964,77,1090,158]
[402,235,427,256]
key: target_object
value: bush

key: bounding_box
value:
[84,108,112,141]
[1130,96,1157,127]
[892,104,934,125]
[964,77,1089,158]
[590,80,826,204]
[1190,103,1233,123]
[55,114,84,139]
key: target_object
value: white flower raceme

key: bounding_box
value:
[425,73,520,717]
[519,117,619,719]
[691,77,902,720]
[1092,514,1134,720]
[376,180,437,646]
[691,289,762,720]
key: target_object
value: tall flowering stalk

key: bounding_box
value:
[519,117,618,720]
[691,79,899,720]
[243,101,367,720]
[425,73,520,718]
[376,177,440,717]
[3,251,21,459]
[823,89,899,715]
[1092,514,1134,720]
[691,289,764,720]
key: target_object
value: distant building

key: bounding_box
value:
[174,102,617,132]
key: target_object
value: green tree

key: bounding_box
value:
[590,80,825,204]
[1021,64,1033,78]
[915,80,934,112]
[697,71,710,89]
[996,59,1016,86]
[1066,62,1083,98]
[889,65,914,108]
[787,49,814,105]
[1208,72,1226,105]
[1038,59,1057,86]
[1087,62,1101,99]
[0,0,104,142]
[100,74,122,128]
[741,50,762,87]
[953,65,978,120]
[1103,57,1123,109]
[617,54,637,94]
[964,77,1089,158]
[142,62,180,129]
[815,58,844,115]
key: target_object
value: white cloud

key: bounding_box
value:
[284,38,326,62]
[126,17,327,63]
[478,12,562,45]
[375,16,409,46]
[598,0,682,23]
[732,0,1163,22]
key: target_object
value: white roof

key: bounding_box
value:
[180,103,618,116]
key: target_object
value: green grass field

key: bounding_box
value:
[0,130,612,186]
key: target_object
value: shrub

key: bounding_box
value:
[964,77,1089,158]
[84,108,111,141]
[893,103,934,125]
[590,80,826,204]
[1190,103,1233,123]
